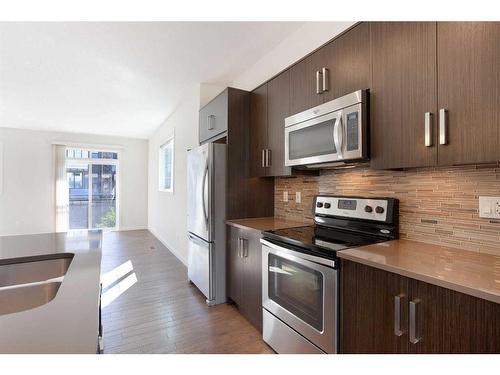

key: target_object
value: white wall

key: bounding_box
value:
[0,127,148,236]
[231,22,355,91]
[148,85,200,265]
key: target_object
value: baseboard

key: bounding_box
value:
[117,226,148,232]
[148,227,188,267]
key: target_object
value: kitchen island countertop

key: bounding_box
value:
[0,230,102,353]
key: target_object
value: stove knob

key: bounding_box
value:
[375,206,385,214]
[324,203,331,209]
[364,205,373,213]
[316,202,323,208]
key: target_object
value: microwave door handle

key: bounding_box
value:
[333,115,344,159]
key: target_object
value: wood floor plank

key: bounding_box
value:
[101,230,273,354]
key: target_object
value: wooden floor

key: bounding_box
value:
[101,230,273,354]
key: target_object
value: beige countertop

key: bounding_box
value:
[338,239,500,305]
[0,230,102,353]
[226,217,308,232]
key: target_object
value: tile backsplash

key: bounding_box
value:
[275,164,500,256]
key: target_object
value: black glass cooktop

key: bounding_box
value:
[263,225,385,259]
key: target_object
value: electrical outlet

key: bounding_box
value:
[479,196,500,218]
[295,191,302,204]
[283,191,288,202]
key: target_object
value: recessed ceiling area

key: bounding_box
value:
[0,22,307,139]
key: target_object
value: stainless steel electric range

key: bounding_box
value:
[261,195,398,354]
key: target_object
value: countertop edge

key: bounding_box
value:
[338,251,500,305]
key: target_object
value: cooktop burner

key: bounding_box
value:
[264,225,386,259]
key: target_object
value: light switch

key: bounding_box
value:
[479,196,500,219]
[283,191,288,202]
[295,191,302,204]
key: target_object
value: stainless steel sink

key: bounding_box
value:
[0,254,73,288]
[0,254,73,316]
[0,281,62,316]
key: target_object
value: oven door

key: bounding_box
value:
[285,103,364,167]
[261,239,338,354]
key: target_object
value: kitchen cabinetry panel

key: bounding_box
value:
[249,84,268,177]
[267,70,292,177]
[199,89,228,144]
[341,260,409,353]
[341,259,500,354]
[226,225,263,332]
[437,22,500,165]
[289,48,324,115]
[321,22,371,102]
[370,22,438,169]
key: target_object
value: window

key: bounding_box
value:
[159,137,174,192]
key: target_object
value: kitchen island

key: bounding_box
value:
[0,230,102,354]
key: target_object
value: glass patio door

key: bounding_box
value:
[91,164,117,229]
[66,148,118,230]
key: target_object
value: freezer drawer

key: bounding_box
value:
[187,233,212,302]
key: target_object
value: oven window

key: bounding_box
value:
[289,120,336,160]
[268,254,324,331]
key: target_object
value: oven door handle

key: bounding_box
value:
[260,239,335,268]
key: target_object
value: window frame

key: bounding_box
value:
[158,135,175,194]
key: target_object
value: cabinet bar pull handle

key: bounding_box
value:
[207,114,215,130]
[394,294,406,337]
[439,108,447,145]
[242,238,248,258]
[322,67,329,92]
[266,149,271,167]
[316,70,321,94]
[261,149,266,168]
[424,112,432,147]
[409,299,422,344]
[238,238,242,258]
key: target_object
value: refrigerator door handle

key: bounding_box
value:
[202,161,209,228]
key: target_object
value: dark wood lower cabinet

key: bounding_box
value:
[226,225,263,332]
[341,260,500,353]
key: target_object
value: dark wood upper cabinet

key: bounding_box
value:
[370,22,438,170]
[249,84,268,177]
[289,48,324,115]
[341,259,500,354]
[437,22,500,166]
[267,70,292,177]
[321,22,371,102]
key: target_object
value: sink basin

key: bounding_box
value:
[0,254,73,288]
[0,281,62,316]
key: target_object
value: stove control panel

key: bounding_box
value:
[314,195,393,222]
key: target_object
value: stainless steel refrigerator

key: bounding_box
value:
[187,142,227,305]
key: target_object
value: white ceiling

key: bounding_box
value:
[0,22,305,139]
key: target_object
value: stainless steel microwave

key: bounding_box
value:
[284,89,368,168]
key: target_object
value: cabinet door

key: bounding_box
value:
[240,229,264,332]
[408,278,500,354]
[321,23,371,102]
[437,22,500,165]
[341,260,409,353]
[289,49,324,115]
[249,84,268,177]
[199,89,228,144]
[370,22,438,169]
[226,226,243,305]
[267,70,292,177]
